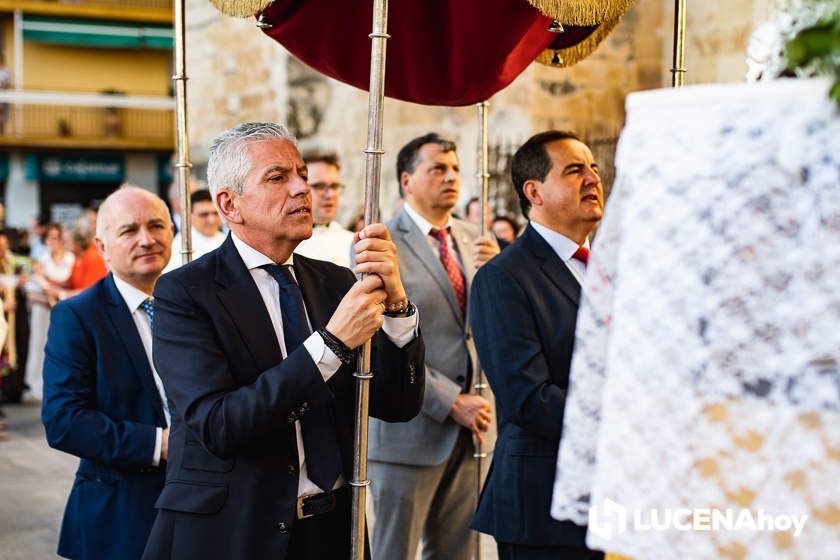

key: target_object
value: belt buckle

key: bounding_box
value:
[297,493,316,520]
[296,490,336,520]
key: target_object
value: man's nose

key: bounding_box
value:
[292,175,310,195]
[583,166,600,186]
[138,226,154,245]
[444,166,459,182]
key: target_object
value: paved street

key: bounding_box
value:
[0,401,498,560]
[0,400,75,559]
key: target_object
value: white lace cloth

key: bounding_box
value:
[551,79,840,559]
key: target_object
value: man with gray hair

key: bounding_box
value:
[142,122,425,559]
[42,185,173,560]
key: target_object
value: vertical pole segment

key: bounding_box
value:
[351,1,389,558]
[472,100,491,560]
[476,101,490,237]
[173,0,193,264]
[670,0,687,87]
[13,10,23,136]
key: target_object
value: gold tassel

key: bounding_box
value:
[536,16,621,68]
[527,0,636,27]
[209,0,273,18]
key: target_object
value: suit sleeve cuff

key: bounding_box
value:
[152,427,163,466]
[304,331,342,382]
[381,310,419,349]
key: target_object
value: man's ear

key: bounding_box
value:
[400,172,412,197]
[523,179,542,208]
[93,236,108,261]
[216,189,242,225]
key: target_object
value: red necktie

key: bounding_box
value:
[430,228,466,316]
[572,245,590,268]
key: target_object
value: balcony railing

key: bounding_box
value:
[58,0,172,8]
[0,90,174,150]
[0,0,173,24]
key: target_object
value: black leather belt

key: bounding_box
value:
[296,486,345,519]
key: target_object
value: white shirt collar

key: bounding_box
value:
[112,274,152,312]
[403,202,453,236]
[529,220,589,262]
[190,227,225,242]
[313,221,345,232]
[230,232,294,269]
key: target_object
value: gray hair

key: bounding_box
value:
[207,122,298,197]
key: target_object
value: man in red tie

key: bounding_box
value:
[469,130,605,559]
[366,133,499,560]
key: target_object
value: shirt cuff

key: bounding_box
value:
[152,427,163,466]
[381,311,419,349]
[304,331,342,382]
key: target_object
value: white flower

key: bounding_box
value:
[745,0,837,81]
[746,19,786,81]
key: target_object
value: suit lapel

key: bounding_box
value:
[103,275,166,426]
[396,209,463,325]
[522,224,581,306]
[214,237,284,372]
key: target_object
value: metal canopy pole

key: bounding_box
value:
[351,0,389,558]
[473,100,491,560]
[174,0,193,264]
[670,0,687,87]
[476,101,490,237]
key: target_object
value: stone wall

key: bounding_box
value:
[184,0,776,224]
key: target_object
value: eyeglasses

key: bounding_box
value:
[310,182,345,193]
[193,211,218,219]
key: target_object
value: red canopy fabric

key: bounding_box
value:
[259,0,589,106]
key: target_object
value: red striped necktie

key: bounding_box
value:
[430,228,466,316]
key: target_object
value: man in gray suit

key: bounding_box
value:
[368,133,499,560]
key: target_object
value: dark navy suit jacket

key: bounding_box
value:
[141,236,425,559]
[42,273,167,560]
[469,223,589,547]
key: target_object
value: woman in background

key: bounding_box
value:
[24,223,74,400]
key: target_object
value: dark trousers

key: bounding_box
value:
[497,542,605,560]
[285,485,371,560]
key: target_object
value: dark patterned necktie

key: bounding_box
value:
[261,264,342,492]
[139,298,155,328]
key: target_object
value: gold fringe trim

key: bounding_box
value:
[527,0,636,26]
[536,16,621,68]
[208,0,272,18]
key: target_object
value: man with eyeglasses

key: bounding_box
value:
[164,189,225,271]
[294,153,355,267]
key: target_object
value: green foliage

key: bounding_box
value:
[786,10,840,103]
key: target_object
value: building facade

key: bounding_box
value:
[0,0,175,228]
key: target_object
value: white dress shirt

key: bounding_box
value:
[293,221,356,268]
[164,228,226,272]
[403,202,466,272]
[529,220,590,285]
[112,275,171,466]
[231,233,418,496]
